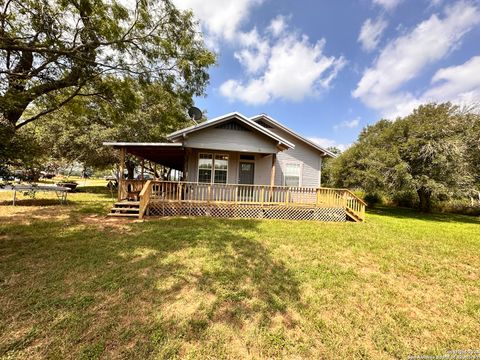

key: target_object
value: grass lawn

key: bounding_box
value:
[0,180,479,359]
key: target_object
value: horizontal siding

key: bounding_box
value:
[183,128,278,154]
[268,128,322,188]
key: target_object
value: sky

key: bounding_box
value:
[172,0,480,151]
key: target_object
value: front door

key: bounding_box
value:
[238,162,255,201]
[239,162,255,184]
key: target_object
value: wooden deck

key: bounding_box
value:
[111,180,366,222]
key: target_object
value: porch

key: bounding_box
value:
[111,180,366,222]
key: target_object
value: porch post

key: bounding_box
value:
[269,153,276,201]
[118,147,126,201]
[140,158,145,180]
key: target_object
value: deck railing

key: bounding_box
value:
[136,181,366,221]
[119,179,147,200]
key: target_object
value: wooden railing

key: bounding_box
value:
[138,180,152,219]
[137,181,366,221]
[119,179,147,200]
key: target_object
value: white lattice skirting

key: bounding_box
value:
[147,202,347,222]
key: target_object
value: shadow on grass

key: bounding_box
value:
[368,206,480,225]
[0,214,301,358]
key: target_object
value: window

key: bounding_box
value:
[198,154,213,183]
[214,155,228,183]
[284,163,301,186]
[198,153,229,183]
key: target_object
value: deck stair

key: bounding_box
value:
[345,207,362,222]
[108,201,140,218]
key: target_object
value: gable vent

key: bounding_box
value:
[256,120,273,129]
[216,121,251,132]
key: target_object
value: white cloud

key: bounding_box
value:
[268,15,288,37]
[233,29,270,74]
[308,137,351,152]
[353,1,480,118]
[424,55,480,101]
[358,17,388,52]
[172,0,263,42]
[221,24,346,105]
[334,117,360,130]
[373,0,403,11]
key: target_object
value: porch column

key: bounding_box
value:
[270,153,276,187]
[140,158,145,180]
[118,147,126,201]
[269,153,276,201]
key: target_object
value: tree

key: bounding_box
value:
[0,0,215,137]
[29,78,198,177]
[330,103,475,212]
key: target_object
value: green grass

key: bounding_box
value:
[0,181,479,359]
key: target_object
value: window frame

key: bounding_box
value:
[283,162,302,187]
[197,152,229,184]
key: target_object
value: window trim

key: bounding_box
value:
[197,152,229,184]
[283,162,302,187]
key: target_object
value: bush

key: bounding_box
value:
[390,191,418,208]
[433,199,480,216]
[364,192,383,207]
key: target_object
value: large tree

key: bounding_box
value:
[330,103,476,212]
[0,0,215,137]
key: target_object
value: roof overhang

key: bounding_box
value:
[167,112,295,150]
[103,142,185,170]
[250,114,337,158]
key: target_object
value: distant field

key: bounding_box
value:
[0,180,479,359]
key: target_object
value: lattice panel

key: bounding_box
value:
[147,202,347,222]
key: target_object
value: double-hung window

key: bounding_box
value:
[198,153,228,183]
[284,163,301,186]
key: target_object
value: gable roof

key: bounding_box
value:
[250,114,336,158]
[167,112,295,150]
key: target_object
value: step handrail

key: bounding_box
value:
[138,180,153,219]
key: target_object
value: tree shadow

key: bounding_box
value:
[368,206,480,225]
[0,215,303,358]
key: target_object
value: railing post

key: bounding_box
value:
[178,183,182,203]
[260,187,265,207]
[316,188,320,206]
[207,184,211,204]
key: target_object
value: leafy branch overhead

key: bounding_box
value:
[0,0,215,131]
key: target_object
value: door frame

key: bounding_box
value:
[238,159,255,185]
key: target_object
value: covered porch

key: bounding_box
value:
[104,143,366,222]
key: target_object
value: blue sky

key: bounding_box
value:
[173,0,480,150]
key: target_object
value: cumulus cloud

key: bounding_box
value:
[268,15,288,37]
[172,0,263,42]
[308,137,351,152]
[358,17,388,52]
[423,56,480,102]
[220,19,346,105]
[334,118,360,130]
[353,1,480,118]
[373,0,403,11]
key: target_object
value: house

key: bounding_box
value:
[104,112,365,222]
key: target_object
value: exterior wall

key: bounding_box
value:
[182,128,278,154]
[185,148,274,185]
[180,122,323,188]
[267,128,323,188]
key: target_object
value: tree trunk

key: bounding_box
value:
[125,159,135,180]
[417,187,432,212]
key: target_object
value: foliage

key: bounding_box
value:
[0,0,215,133]
[25,79,197,174]
[330,103,478,212]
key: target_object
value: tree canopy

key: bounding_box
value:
[0,0,215,136]
[329,103,479,212]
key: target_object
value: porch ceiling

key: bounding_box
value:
[103,142,185,171]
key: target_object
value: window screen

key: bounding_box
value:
[284,163,300,186]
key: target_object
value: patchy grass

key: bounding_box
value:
[0,182,479,359]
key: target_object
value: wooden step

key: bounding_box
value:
[107,212,139,218]
[114,201,139,207]
[345,208,362,222]
[110,207,139,213]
